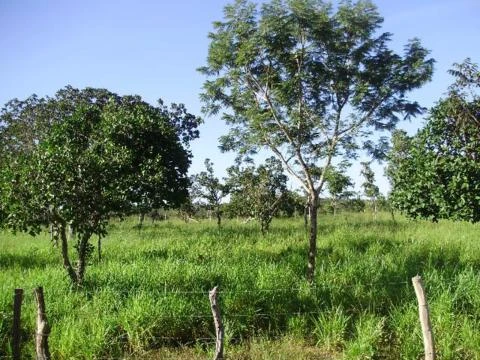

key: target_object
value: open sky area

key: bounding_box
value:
[1,0,479,195]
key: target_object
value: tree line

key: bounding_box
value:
[1,0,478,286]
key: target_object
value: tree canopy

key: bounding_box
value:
[200,0,434,281]
[325,163,354,215]
[360,161,380,215]
[388,59,480,222]
[0,86,201,284]
[226,157,288,233]
[191,158,230,227]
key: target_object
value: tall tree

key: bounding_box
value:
[387,59,480,222]
[360,161,380,216]
[191,159,229,227]
[0,87,201,285]
[200,0,434,281]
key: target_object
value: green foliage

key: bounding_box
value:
[200,0,434,279]
[191,159,229,226]
[0,87,201,284]
[325,164,354,215]
[360,161,380,214]
[226,157,288,233]
[277,189,307,217]
[312,306,350,350]
[388,59,480,222]
[200,0,433,195]
[344,314,385,358]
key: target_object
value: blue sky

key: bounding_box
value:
[1,0,479,195]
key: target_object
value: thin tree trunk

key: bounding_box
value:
[390,208,396,223]
[303,203,309,231]
[59,223,77,284]
[306,194,318,284]
[75,235,90,286]
[97,235,102,262]
[67,224,75,241]
[216,208,221,228]
[49,224,58,248]
[138,212,145,227]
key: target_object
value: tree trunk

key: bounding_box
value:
[75,235,90,286]
[59,223,77,284]
[216,208,221,228]
[67,224,75,241]
[97,235,102,262]
[306,194,318,284]
[138,212,145,227]
[303,203,309,231]
[49,224,58,248]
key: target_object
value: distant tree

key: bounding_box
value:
[278,189,306,217]
[0,87,201,285]
[191,159,229,227]
[200,0,434,281]
[345,195,366,213]
[325,164,354,215]
[388,59,480,222]
[227,157,288,233]
[360,161,380,216]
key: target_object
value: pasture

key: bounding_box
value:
[1,213,480,359]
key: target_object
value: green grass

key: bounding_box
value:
[1,213,480,359]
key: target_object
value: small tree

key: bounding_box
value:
[0,87,201,285]
[387,59,480,222]
[191,159,229,227]
[325,164,354,215]
[200,0,434,281]
[227,157,288,233]
[360,161,380,216]
[278,189,307,217]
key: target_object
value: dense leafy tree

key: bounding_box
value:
[0,87,201,285]
[388,59,480,222]
[325,164,354,215]
[278,189,307,217]
[200,0,434,280]
[191,159,230,227]
[360,161,380,216]
[227,157,288,233]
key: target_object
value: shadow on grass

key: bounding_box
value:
[0,252,57,270]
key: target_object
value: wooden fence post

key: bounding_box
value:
[412,275,435,360]
[209,286,224,360]
[12,288,23,360]
[34,287,51,360]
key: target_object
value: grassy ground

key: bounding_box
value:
[1,212,480,359]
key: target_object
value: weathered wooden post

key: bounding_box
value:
[12,288,23,360]
[412,275,435,360]
[34,287,51,360]
[209,286,224,360]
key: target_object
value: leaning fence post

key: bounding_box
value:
[209,286,224,360]
[412,275,435,360]
[12,288,23,360]
[34,287,51,360]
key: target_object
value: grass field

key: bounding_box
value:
[1,213,480,359]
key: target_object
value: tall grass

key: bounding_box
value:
[1,213,479,358]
